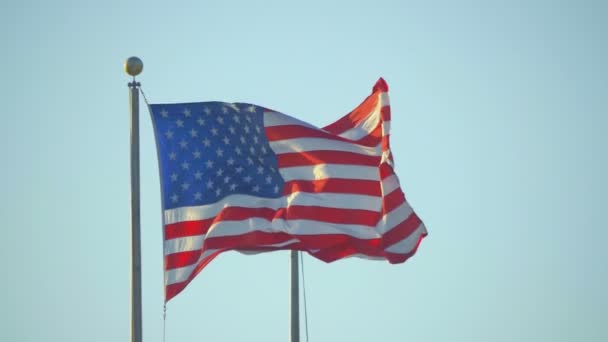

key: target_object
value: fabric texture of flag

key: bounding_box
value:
[149,78,427,302]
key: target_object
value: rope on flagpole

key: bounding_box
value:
[163,304,167,342]
[139,84,168,342]
[300,252,310,342]
[139,86,151,107]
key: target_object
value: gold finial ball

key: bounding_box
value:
[125,56,143,76]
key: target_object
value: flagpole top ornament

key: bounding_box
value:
[125,56,143,77]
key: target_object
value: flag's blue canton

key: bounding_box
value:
[150,102,285,210]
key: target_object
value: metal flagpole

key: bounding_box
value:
[125,56,144,342]
[291,250,300,342]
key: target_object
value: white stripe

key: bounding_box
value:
[165,235,205,254]
[286,191,381,211]
[166,218,381,252]
[336,92,389,141]
[165,223,425,285]
[270,137,381,156]
[380,93,390,108]
[264,111,318,128]
[165,248,218,285]
[280,164,379,182]
[165,212,386,255]
[381,174,400,195]
[384,223,426,253]
[376,201,414,234]
[238,238,300,252]
[164,191,381,224]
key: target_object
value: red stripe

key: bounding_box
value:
[381,213,422,248]
[165,230,426,301]
[277,150,381,168]
[165,218,213,240]
[165,249,223,301]
[379,162,395,180]
[165,207,277,239]
[381,105,391,121]
[165,250,201,270]
[280,205,380,226]
[353,124,383,147]
[284,178,381,196]
[382,188,406,214]
[164,204,383,242]
[323,93,380,135]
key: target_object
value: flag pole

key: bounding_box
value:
[125,56,144,342]
[291,250,300,342]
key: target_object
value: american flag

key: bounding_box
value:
[149,78,427,301]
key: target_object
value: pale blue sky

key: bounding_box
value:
[2,1,607,341]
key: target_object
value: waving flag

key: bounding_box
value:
[149,78,427,301]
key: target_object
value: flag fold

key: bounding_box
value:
[150,78,427,301]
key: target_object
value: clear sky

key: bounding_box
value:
[2,0,607,341]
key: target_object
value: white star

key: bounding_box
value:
[181,182,190,191]
[261,146,267,154]
[194,192,202,200]
[265,175,272,184]
[269,167,277,173]
[274,185,280,193]
[257,166,264,174]
[171,194,179,203]
[216,116,225,125]
[211,127,219,136]
[229,183,237,191]
[244,175,252,183]
[202,138,211,147]
[216,147,224,157]
[215,188,222,196]
[205,160,214,169]
[176,119,184,127]
[223,176,231,184]
[192,150,201,159]
[228,126,236,134]
[253,136,259,144]
[247,105,256,113]
[234,147,242,155]
[240,136,246,144]
[179,140,188,149]
[165,130,174,139]
[245,115,252,123]
[197,117,205,126]
[206,180,214,189]
[203,107,211,115]
[249,146,256,154]
[244,125,250,133]
[255,125,262,133]
[232,115,240,123]
[247,157,254,165]
[169,152,177,160]
[189,128,198,137]
[170,173,178,182]
[183,108,192,117]
[223,136,230,145]
[235,166,243,173]
[216,168,224,177]
[227,158,235,166]
[181,161,190,170]
[194,170,203,180]
[228,103,240,112]
[252,185,260,192]
[221,106,229,114]
[160,109,169,118]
